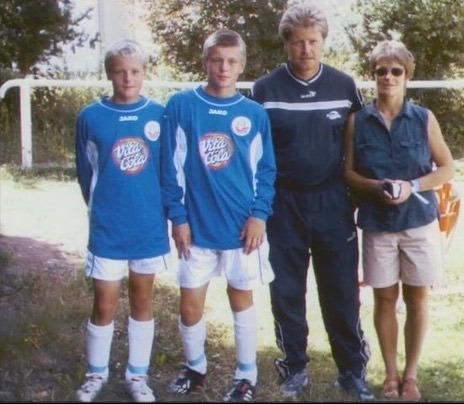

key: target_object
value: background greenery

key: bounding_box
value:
[1,0,464,165]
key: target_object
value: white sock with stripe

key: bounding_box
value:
[125,317,155,381]
[179,317,207,375]
[233,306,258,385]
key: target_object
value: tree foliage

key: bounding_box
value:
[344,0,464,79]
[148,0,289,81]
[344,0,464,157]
[0,0,96,76]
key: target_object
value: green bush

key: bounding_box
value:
[0,70,21,165]
[31,86,102,166]
[0,68,105,167]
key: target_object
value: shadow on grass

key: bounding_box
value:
[0,234,90,402]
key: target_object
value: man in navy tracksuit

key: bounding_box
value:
[251,3,373,401]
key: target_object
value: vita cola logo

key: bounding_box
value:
[199,134,233,169]
[112,137,148,174]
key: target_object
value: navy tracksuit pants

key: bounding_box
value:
[267,182,370,378]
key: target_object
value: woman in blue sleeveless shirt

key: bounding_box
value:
[343,40,454,401]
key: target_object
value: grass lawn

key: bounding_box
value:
[0,169,463,402]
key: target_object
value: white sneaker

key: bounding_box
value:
[126,376,156,402]
[76,373,106,402]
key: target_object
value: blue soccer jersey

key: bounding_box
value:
[75,96,170,259]
[161,86,276,250]
[252,63,363,188]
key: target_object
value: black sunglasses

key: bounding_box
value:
[373,67,405,77]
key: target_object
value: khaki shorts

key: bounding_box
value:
[85,251,169,281]
[176,239,275,290]
[362,220,443,288]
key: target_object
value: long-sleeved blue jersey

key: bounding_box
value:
[75,96,170,259]
[161,86,276,250]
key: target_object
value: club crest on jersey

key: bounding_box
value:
[144,120,161,141]
[199,133,234,170]
[112,137,149,174]
[326,110,342,120]
[231,116,251,137]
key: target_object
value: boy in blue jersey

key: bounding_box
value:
[75,39,170,403]
[251,2,373,401]
[161,29,276,402]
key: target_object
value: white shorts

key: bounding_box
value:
[85,251,169,281]
[177,241,275,290]
[362,220,443,288]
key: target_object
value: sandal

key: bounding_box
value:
[380,377,400,399]
[401,378,421,402]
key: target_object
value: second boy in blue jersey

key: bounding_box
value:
[161,29,276,402]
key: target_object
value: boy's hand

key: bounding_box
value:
[172,223,191,260]
[240,217,265,255]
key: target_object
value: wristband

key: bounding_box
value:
[410,179,420,193]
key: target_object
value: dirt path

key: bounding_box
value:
[0,180,87,254]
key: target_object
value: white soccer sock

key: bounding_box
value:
[125,317,155,381]
[179,317,207,374]
[233,306,258,385]
[86,320,113,380]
